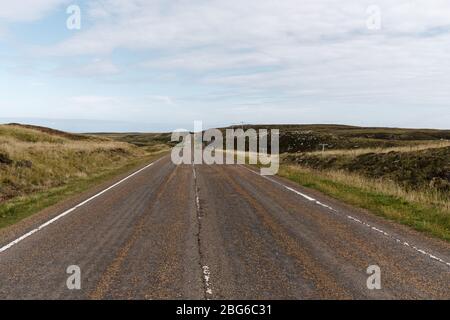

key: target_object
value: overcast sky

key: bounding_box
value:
[1,0,449,132]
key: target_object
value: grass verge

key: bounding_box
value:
[0,151,167,230]
[278,165,450,242]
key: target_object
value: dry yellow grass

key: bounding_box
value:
[281,165,450,213]
[0,125,147,202]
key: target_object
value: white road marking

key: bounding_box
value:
[202,265,213,296]
[284,186,316,201]
[0,157,164,254]
[248,168,339,212]
[347,214,450,267]
[192,165,213,297]
[193,167,201,213]
[240,165,450,268]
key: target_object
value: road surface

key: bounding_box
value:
[0,155,449,299]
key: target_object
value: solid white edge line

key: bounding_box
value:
[239,164,450,268]
[0,157,164,254]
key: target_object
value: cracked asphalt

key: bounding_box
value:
[0,155,449,299]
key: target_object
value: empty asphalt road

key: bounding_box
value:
[0,155,449,299]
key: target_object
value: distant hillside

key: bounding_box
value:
[222,124,450,153]
[6,123,94,141]
[97,124,450,154]
[228,124,450,139]
[91,132,175,152]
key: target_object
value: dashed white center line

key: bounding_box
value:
[192,166,201,213]
[0,157,164,254]
[192,164,213,298]
[202,265,213,296]
[240,165,450,268]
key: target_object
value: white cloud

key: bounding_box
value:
[141,50,281,72]
[67,95,119,105]
[0,0,68,22]
[0,25,7,39]
[146,95,174,105]
[42,1,450,55]
[59,94,179,122]
[54,58,120,77]
[41,0,450,96]
[3,0,450,128]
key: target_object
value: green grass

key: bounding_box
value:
[278,165,450,242]
[0,152,166,230]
